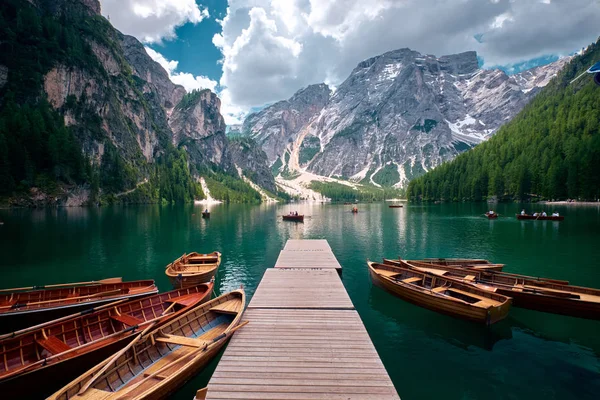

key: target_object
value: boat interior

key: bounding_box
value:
[55,294,242,400]
[0,281,156,312]
[373,263,505,308]
[0,288,209,378]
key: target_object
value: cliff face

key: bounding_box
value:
[228,138,277,194]
[169,90,233,172]
[243,84,331,166]
[0,0,275,204]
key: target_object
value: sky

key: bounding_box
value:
[99,0,600,125]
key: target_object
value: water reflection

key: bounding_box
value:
[367,284,512,352]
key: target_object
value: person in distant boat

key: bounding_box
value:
[204,209,208,213]
[488,210,494,215]
[552,212,560,217]
[521,209,526,215]
[295,211,298,216]
[533,212,539,217]
[541,211,547,217]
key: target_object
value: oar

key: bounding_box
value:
[0,289,126,310]
[0,298,129,340]
[114,321,249,398]
[0,277,123,294]
[196,387,208,400]
[76,316,164,396]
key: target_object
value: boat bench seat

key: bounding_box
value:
[110,313,143,326]
[464,275,476,281]
[474,299,499,307]
[402,277,422,284]
[166,293,203,307]
[155,335,206,348]
[209,300,240,314]
[431,287,448,293]
[36,336,72,355]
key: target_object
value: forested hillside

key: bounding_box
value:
[407,38,600,202]
[0,0,269,206]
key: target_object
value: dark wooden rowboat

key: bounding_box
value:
[351,207,358,213]
[282,214,304,222]
[201,211,210,218]
[165,252,221,289]
[516,214,564,221]
[0,280,158,334]
[389,205,403,208]
[0,284,213,400]
[49,289,246,400]
[396,260,600,320]
[385,259,565,284]
[402,258,504,272]
[485,212,498,219]
[368,261,511,325]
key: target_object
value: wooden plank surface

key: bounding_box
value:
[283,239,331,251]
[274,251,342,270]
[248,269,353,309]
[206,309,399,400]
[205,240,399,399]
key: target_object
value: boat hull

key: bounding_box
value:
[369,268,509,325]
[168,270,216,288]
[389,205,403,208]
[282,215,304,222]
[516,214,564,221]
[494,288,600,320]
[0,291,154,334]
[486,213,498,219]
[0,335,133,400]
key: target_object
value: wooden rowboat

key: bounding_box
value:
[368,261,511,325]
[0,280,158,333]
[485,212,498,219]
[402,258,504,272]
[0,284,212,400]
[282,214,304,222]
[389,205,403,208]
[165,252,221,289]
[397,260,600,320]
[351,207,358,213]
[201,211,210,218]
[49,289,246,400]
[516,214,564,221]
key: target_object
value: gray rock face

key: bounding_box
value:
[120,35,185,110]
[228,138,277,193]
[37,1,274,198]
[169,90,233,171]
[245,48,568,187]
[243,83,331,165]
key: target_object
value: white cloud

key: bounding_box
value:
[100,0,209,43]
[214,0,600,122]
[145,47,218,92]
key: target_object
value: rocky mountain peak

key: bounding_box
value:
[244,46,569,189]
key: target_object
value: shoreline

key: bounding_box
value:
[538,201,600,206]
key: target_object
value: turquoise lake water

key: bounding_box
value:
[1,202,599,399]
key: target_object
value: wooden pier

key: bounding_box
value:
[205,239,399,399]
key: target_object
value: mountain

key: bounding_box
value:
[407,38,600,202]
[243,83,331,165]
[244,49,569,188]
[0,0,274,205]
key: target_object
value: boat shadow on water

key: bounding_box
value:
[367,288,513,352]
